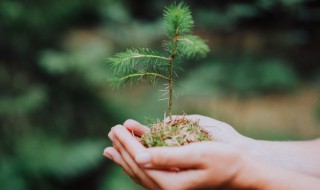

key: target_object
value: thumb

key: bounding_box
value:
[135,144,203,169]
[123,119,150,136]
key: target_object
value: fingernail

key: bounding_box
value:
[124,119,134,126]
[108,133,115,142]
[103,149,113,160]
[135,153,151,164]
[104,152,113,160]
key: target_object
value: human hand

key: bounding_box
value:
[105,124,250,190]
[104,119,320,189]
[104,124,158,189]
[168,115,247,146]
[113,115,251,150]
[105,115,252,186]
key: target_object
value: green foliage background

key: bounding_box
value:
[0,0,319,189]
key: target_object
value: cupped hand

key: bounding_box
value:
[113,114,250,149]
[168,115,247,146]
[104,116,320,189]
[105,124,248,190]
[104,115,252,189]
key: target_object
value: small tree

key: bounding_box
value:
[108,2,212,147]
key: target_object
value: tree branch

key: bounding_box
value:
[120,73,169,81]
[122,54,171,62]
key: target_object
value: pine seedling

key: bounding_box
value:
[108,2,212,147]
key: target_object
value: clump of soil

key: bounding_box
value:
[141,117,213,147]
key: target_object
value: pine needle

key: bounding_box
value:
[164,2,194,37]
[107,1,210,123]
[178,35,210,59]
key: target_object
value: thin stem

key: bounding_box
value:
[168,26,179,121]
[168,58,174,121]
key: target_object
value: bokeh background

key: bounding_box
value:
[1,0,320,189]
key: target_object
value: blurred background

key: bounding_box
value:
[0,0,319,189]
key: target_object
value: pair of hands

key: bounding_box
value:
[104,115,252,189]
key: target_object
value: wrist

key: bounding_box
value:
[231,153,269,189]
[229,138,272,189]
[233,154,320,190]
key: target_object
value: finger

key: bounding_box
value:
[108,130,115,142]
[113,138,144,175]
[107,123,135,142]
[113,138,159,190]
[146,169,206,190]
[123,119,150,137]
[112,125,146,156]
[135,143,204,169]
[135,136,142,143]
[103,147,134,176]
[109,130,141,143]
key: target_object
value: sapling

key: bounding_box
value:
[108,2,212,147]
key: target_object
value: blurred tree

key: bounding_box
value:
[179,57,299,97]
[0,0,121,189]
[191,0,320,77]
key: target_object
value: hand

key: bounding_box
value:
[104,124,158,189]
[113,115,250,149]
[104,119,320,189]
[105,115,251,189]
[167,115,248,146]
[105,124,248,190]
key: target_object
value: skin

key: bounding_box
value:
[104,115,320,189]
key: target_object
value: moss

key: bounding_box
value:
[141,117,213,147]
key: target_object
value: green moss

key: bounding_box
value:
[141,117,213,147]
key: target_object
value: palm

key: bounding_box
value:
[124,115,245,147]
[186,115,244,145]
